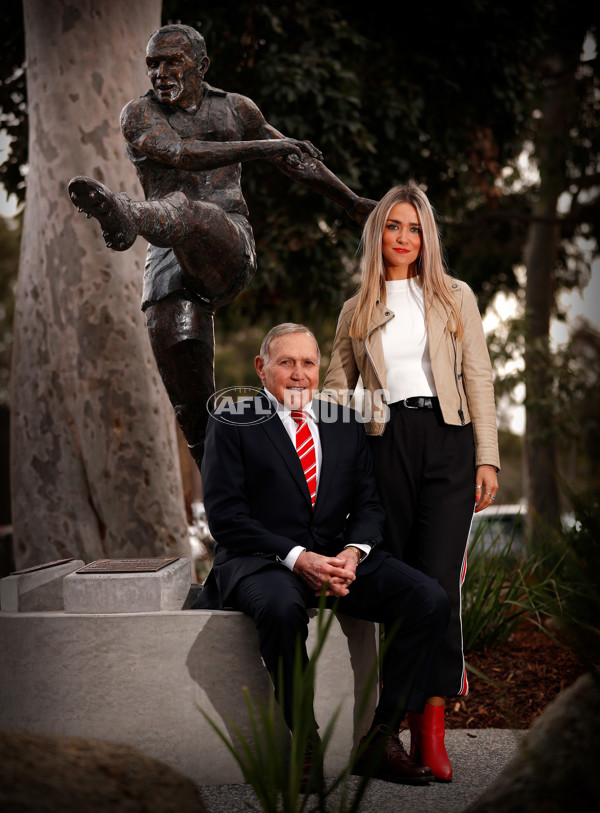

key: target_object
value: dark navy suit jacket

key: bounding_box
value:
[193,391,387,609]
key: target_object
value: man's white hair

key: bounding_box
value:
[259,323,320,362]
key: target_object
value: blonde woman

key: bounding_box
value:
[323,183,500,781]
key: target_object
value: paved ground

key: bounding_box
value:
[198,728,523,812]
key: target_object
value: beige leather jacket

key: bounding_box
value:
[322,279,500,470]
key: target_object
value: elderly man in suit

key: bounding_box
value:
[193,323,450,786]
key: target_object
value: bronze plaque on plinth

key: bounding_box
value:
[77,558,179,574]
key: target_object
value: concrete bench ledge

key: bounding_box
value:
[0,606,379,785]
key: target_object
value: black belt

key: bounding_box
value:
[395,397,438,409]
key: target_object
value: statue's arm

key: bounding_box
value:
[120,97,310,172]
[273,146,376,225]
[245,106,376,226]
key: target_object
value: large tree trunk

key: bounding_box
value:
[10,0,192,569]
[523,31,584,529]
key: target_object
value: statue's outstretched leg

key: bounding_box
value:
[69,175,256,302]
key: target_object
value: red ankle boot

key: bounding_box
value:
[407,705,453,782]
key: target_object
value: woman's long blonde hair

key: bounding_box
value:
[349,184,464,340]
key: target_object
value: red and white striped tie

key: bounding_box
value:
[290,410,317,508]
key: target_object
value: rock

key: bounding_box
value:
[464,671,600,813]
[0,729,206,812]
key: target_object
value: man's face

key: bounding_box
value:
[255,333,320,410]
[146,32,207,109]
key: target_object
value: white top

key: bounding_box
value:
[381,278,437,403]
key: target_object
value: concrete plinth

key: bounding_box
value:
[0,608,378,785]
[0,559,84,612]
[63,558,191,614]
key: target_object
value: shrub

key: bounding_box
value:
[462,521,539,653]
[463,492,600,665]
[523,491,600,665]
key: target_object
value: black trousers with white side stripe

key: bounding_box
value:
[368,400,476,697]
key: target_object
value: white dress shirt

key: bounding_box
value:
[263,388,371,570]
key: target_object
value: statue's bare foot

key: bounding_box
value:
[68,176,138,251]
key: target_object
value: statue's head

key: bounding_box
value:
[146,25,210,110]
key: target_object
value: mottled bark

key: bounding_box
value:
[11,0,192,568]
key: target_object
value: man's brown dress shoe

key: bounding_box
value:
[352,724,433,785]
